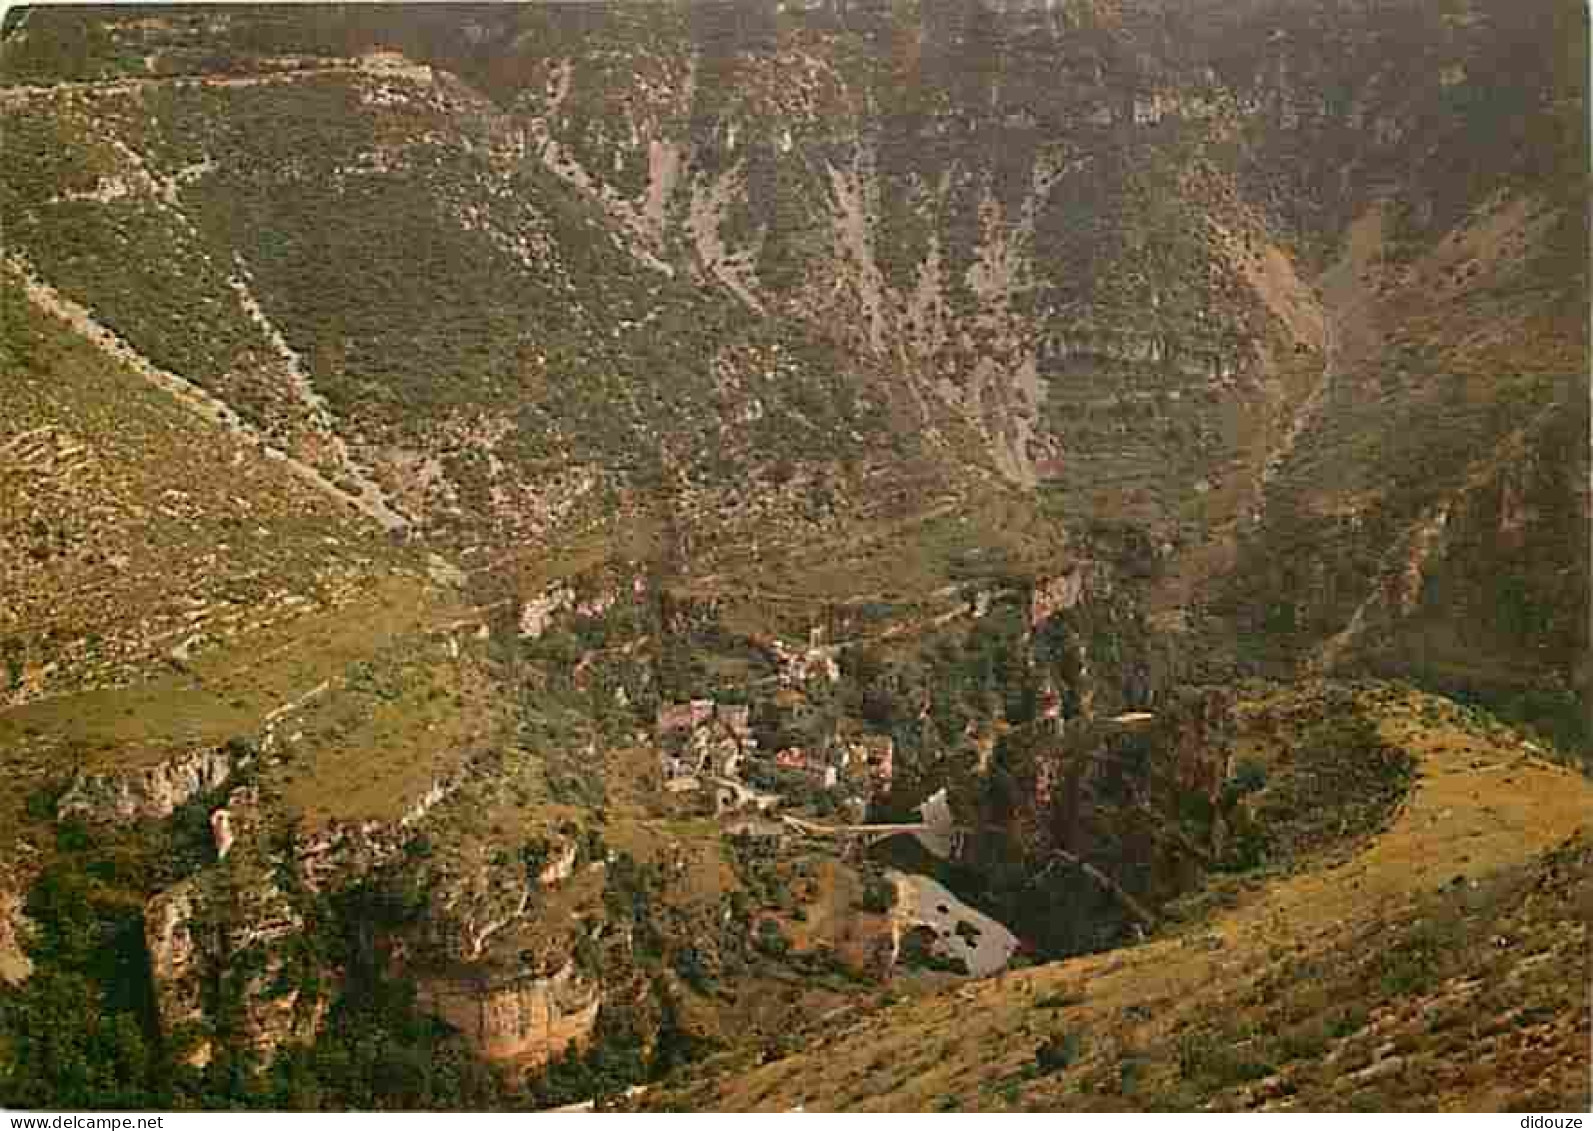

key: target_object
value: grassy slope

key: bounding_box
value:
[0,252,497,854]
[0,282,389,699]
[658,684,1591,1111]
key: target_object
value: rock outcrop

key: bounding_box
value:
[0,886,33,985]
[1029,564,1092,630]
[416,959,599,1066]
[145,859,324,1068]
[519,567,649,641]
[519,584,576,640]
[137,781,349,1064]
[145,881,210,1063]
[141,763,600,1072]
[58,745,240,823]
[536,841,579,887]
[210,808,236,860]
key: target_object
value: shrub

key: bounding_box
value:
[860,873,896,914]
[1119,1056,1147,1094]
[1034,988,1085,1010]
[1177,1030,1275,1087]
[24,784,61,823]
[224,735,262,760]
[755,919,790,959]
[1231,758,1268,795]
[1035,1030,1084,1074]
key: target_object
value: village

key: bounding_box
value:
[646,681,1024,982]
[504,563,1161,984]
[655,692,894,821]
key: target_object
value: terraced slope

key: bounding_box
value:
[2,0,1584,744]
[0,263,493,980]
[1,45,925,556]
[0,277,417,711]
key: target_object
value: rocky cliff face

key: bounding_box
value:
[0,885,31,986]
[142,785,329,1067]
[58,745,241,824]
[965,685,1235,953]
[416,960,599,1066]
[145,863,329,1068]
[478,0,1303,496]
[139,766,601,1070]
[144,881,210,1062]
[2,0,1582,736]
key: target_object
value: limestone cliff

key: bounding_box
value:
[144,858,325,1068]
[415,960,600,1066]
[144,881,209,1062]
[58,745,241,824]
[965,685,1235,953]
[0,885,32,986]
[141,767,599,1070]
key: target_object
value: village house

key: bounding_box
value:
[773,746,838,789]
[765,634,841,687]
[656,698,716,736]
[656,698,758,783]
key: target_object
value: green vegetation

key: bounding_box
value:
[859,872,896,915]
[1034,1030,1084,1075]
[1,0,1586,1115]
[1224,709,1415,872]
[0,787,230,1108]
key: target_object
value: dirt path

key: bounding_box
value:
[3,81,415,535]
[8,257,410,534]
[226,256,408,531]
[0,64,372,107]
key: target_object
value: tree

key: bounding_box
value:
[754,919,790,959]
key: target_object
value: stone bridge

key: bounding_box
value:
[780,815,966,856]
